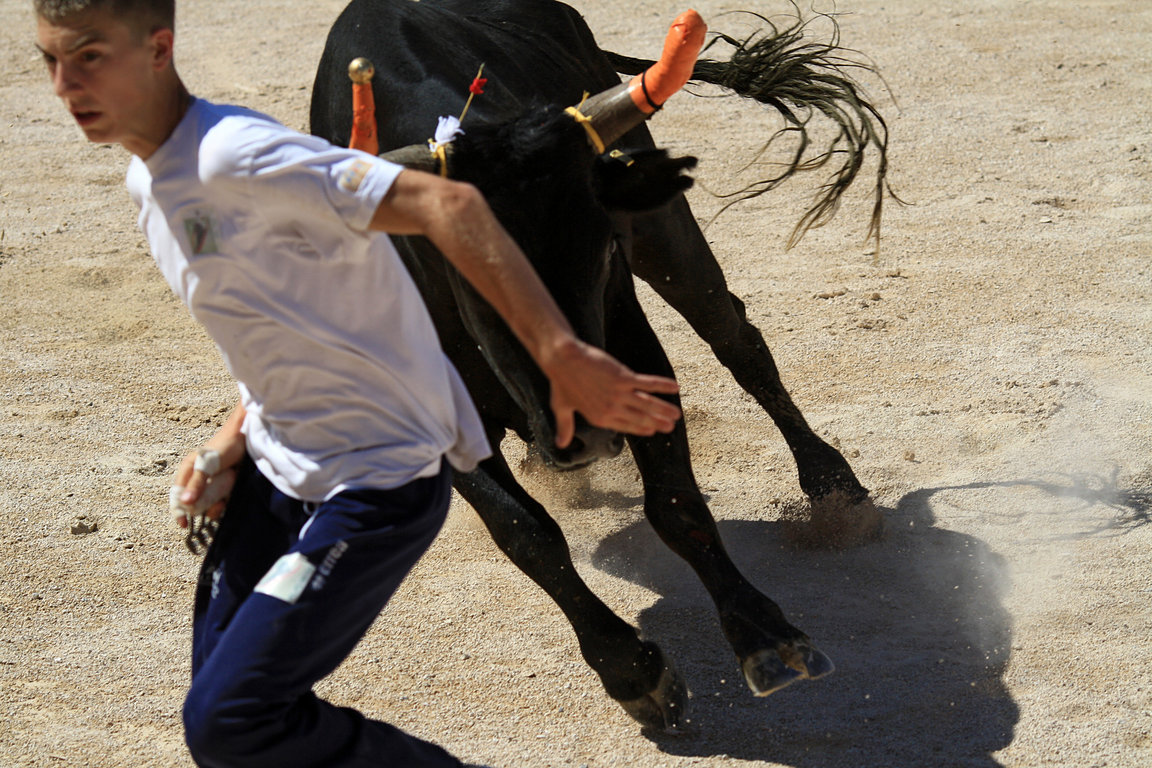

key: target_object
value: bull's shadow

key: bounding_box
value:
[589,484,1021,768]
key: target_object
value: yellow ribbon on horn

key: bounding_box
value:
[431,143,449,178]
[565,92,606,155]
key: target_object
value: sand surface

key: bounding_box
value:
[1,0,1149,766]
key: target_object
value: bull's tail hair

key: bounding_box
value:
[605,7,897,249]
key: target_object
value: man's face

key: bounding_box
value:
[36,9,165,147]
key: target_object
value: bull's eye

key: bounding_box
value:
[606,236,623,263]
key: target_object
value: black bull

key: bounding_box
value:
[311,0,889,730]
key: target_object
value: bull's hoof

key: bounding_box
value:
[782,491,884,550]
[617,650,688,731]
[740,639,834,697]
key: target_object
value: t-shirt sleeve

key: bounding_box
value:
[201,119,403,233]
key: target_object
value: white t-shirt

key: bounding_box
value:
[127,98,490,501]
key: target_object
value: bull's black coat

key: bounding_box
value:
[312,0,880,729]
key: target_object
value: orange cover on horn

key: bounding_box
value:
[629,9,707,113]
[350,81,378,155]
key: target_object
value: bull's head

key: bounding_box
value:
[384,81,696,469]
[373,11,705,468]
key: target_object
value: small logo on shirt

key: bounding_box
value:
[338,159,372,193]
[183,211,220,256]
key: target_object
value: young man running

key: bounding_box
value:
[34,1,682,765]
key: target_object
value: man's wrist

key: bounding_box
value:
[536,332,585,379]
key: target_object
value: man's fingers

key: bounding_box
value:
[629,372,681,396]
[553,405,575,449]
[578,392,681,437]
[170,468,236,527]
[192,448,222,476]
[631,389,682,423]
[180,470,208,505]
[170,486,193,527]
[179,448,221,503]
[607,387,681,433]
[205,500,228,521]
[569,383,681,438]
[617,392,680,435]
[198,469,236,511]
[547,343,681,443]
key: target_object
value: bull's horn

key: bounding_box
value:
[348,57,379,156]
[379,143,446,175]
[346,56,447,174]
[572,9,706,150]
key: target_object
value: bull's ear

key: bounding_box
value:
[595,149,697,212]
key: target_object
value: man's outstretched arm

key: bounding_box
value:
[370,169,682,447]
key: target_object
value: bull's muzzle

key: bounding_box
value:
[549,424,625,470]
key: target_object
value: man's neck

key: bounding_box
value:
[125,78,192,160]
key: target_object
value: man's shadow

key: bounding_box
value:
[588,473,1149,767]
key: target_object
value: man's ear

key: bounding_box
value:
[150,27,175,71]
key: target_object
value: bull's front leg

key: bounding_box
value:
[603,287,833,696]
[452,446,688,730]
[628,199,882,546]
[631,428,835,695]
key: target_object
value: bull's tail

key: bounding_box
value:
[605,9,895,249]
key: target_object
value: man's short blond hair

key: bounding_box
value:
[34,0,175,36]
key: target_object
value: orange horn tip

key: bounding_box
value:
[629,9,707,114]
[348,57,378,155]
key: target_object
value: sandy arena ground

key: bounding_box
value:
[1,0,1149,766]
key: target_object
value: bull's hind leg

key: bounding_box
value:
[628,199,881,546]
[602,277,834,695]
[453,449,688,730]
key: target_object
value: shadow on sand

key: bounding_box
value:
[588,483,1028,767]
[587,471,1149,765]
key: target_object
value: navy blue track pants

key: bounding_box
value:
[183,458,464,768]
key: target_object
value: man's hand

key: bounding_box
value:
[545,337,681,448]
[171,448,238,528]
[170,403,247,530]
